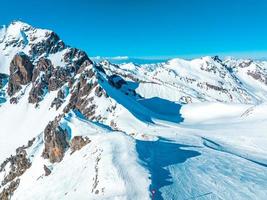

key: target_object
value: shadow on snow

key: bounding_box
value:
[100,76,184,124]
[136,138,200,200]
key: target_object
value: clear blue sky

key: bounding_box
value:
[1,0,267,59]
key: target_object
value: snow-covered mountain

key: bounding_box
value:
[101,56,267,104]
[0,21,267,200]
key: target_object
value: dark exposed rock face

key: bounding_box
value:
[64,77,94,114]
[29,56,77,105]
[48,66,71,91]
[51,88,67,110]
[206,83,227,92]
[11,53,34,83]
[42,118,69,163]
[63,68,105,119]
[7,53,34,96]
[4,27,94,105]
[32,58,53,82]
[212,55,222,63]
[29,32,65,57]
[238,60,253,68]
[63,48,92,70]
[29,58,53,104]
[179,96,193,104]
[28,80,48,105]
[0,137,36,199]
[108,75,126,89]
[4,26,94,103]
[247,70,267,85]
[94,86,104,98]
[9,97,18,104]
[70,136,90,154]
[1,149,31,186]
[43,165,51,176]
[0,179,20,200]
[0,138,35,192]
[27,45,93,105]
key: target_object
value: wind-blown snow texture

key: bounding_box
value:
[0,21,267,200]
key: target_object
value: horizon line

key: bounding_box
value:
[91,51,267,61]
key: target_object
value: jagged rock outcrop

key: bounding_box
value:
[0,136,36,199]
[29,32,65,57]
[28,58,53,104]
[48,66,74,92]
[247,70,267,85]
[108,74,126,89]
[238,60,253,68]
[42,118,69,163]
[70,136,90,154]
[65,81,96,117]
[43,165,51,176]
[1,22,94,104]
[0,138,35,188]
[63,67,101,118]
[28,49,92,105]
[1,149,31,186]
[51,88,67,110]
[63,48,92,70]
[32,58,53,82]
[0,179,20,200]
[47,49,92,92]
[179,96,192,104]
[94,86,104,97]
[7,53,34,96]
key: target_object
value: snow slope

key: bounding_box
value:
[11,112,150,200]
[101,56,267,104]
[0,21,52,74]
[2,100,267,200]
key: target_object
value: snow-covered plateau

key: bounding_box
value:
[0,21,267,200]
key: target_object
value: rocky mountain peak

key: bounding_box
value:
[8,20,32,31]
[7,53,34,96]
[0,21,66,74]
[0,21,31,41]
[211,55,222,63]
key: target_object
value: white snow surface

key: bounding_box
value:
[0,21,55,74]
[1,95,267,199]
[11,112,150,200]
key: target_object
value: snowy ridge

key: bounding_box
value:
[11,112,150,200]
[101,56,267,104]
[0,21,53,74]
